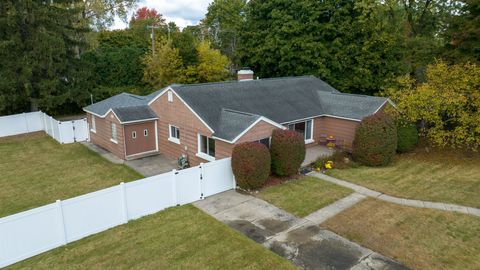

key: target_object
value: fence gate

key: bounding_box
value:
[73,119,89,142]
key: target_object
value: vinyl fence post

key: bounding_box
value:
[172,169,178,206]
[199,163,204,200]
[57,121,63,144]
[56,200,68,245]
[23,112,29,133]
[42,112,47,132]
[120,182,129,223]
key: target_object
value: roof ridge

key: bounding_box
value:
[170,75,318,89]
[221,108,260,117]
[328,92,385,99]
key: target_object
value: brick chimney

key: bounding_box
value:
[237,67,254,81]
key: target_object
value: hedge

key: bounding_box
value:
[231,142,271,189]
[352,113,397,166]
[397,123,418,153]
[270,129,306,176]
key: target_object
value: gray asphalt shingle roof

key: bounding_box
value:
[214,109,261,141]
[83,76,387,141]
[113,106,157,123]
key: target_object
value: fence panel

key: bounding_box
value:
[175,167,202,205]
[0,158,235,268]
[0,203,63,268]
[43,113,53,137]
[125,173,176,220]
[202,158,235,197]
[0,112,89,144]
[73,119,89,142]
[0,112,44,137]
[24,112,45,132]
[61,186,124,242]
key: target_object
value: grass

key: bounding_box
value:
[327,149,480,208]
[322,198,480,270]
[257,176,353,217]
[0,132,142,217]
[7,205,295,270]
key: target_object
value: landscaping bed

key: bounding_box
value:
[257,176,353,217]
[7,205,295,269]
[0,132,142,217]
[322,198,480,270]
[326,149,480,208]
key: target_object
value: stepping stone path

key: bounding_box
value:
[194,190,409,270]
[309,172,480,217]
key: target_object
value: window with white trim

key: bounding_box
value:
[287,119,313,141]
[111,123,117,142]
[91,115,96,132]
[198,134,215,158]
[132,131,137,139]
[168,125,180,144]
[144,129,148,136]
[167,91,173,102]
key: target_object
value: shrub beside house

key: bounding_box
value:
[352,113,397,166]
[270,129,306,176]
[231,142,271,189]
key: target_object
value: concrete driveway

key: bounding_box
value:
[194,190,408,270]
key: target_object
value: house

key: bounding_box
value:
[83,69,390,166]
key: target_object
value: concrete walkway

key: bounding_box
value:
[194,190,408,270]
[309,172,480,217]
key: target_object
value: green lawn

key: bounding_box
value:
[327,149,480,208]
[7,205,295,270]
[322,198,480,270]
[257,176,353,217]
[0,132,142,217]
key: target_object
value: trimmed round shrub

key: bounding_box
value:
[396,124,418,153]
[270,129,306,176]
[231,142,271,189]
[352,113,397,166]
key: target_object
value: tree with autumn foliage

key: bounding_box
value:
[130,7,165,26]
[142,41,185,88]
[385,61,480,151]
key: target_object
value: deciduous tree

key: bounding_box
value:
[385,61,480,150]
[142,41,185,88]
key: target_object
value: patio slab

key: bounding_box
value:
[302,145,334,167]
[125,154,178,177]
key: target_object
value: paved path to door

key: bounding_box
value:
[309,172,480,217]
[194,190,408,270]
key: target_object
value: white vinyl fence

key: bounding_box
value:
[0,111,89,144]
[0,158,235,268]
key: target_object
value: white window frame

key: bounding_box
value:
[168,124,180,144]
[144,129,148,137]
[167,91,173,102]
[287,119,314,144]
[257,137,271,148]
[110,123,118,143]
[196,134,216,161]
[90,115,96,133]
[132,131,137,139]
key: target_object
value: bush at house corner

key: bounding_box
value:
[270,129,306,176]
[353,113,397,166]
[231,142,271,189]
[396,123,418,153]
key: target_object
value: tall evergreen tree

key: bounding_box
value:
[0,0,91,114]
[239,0,408,95]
